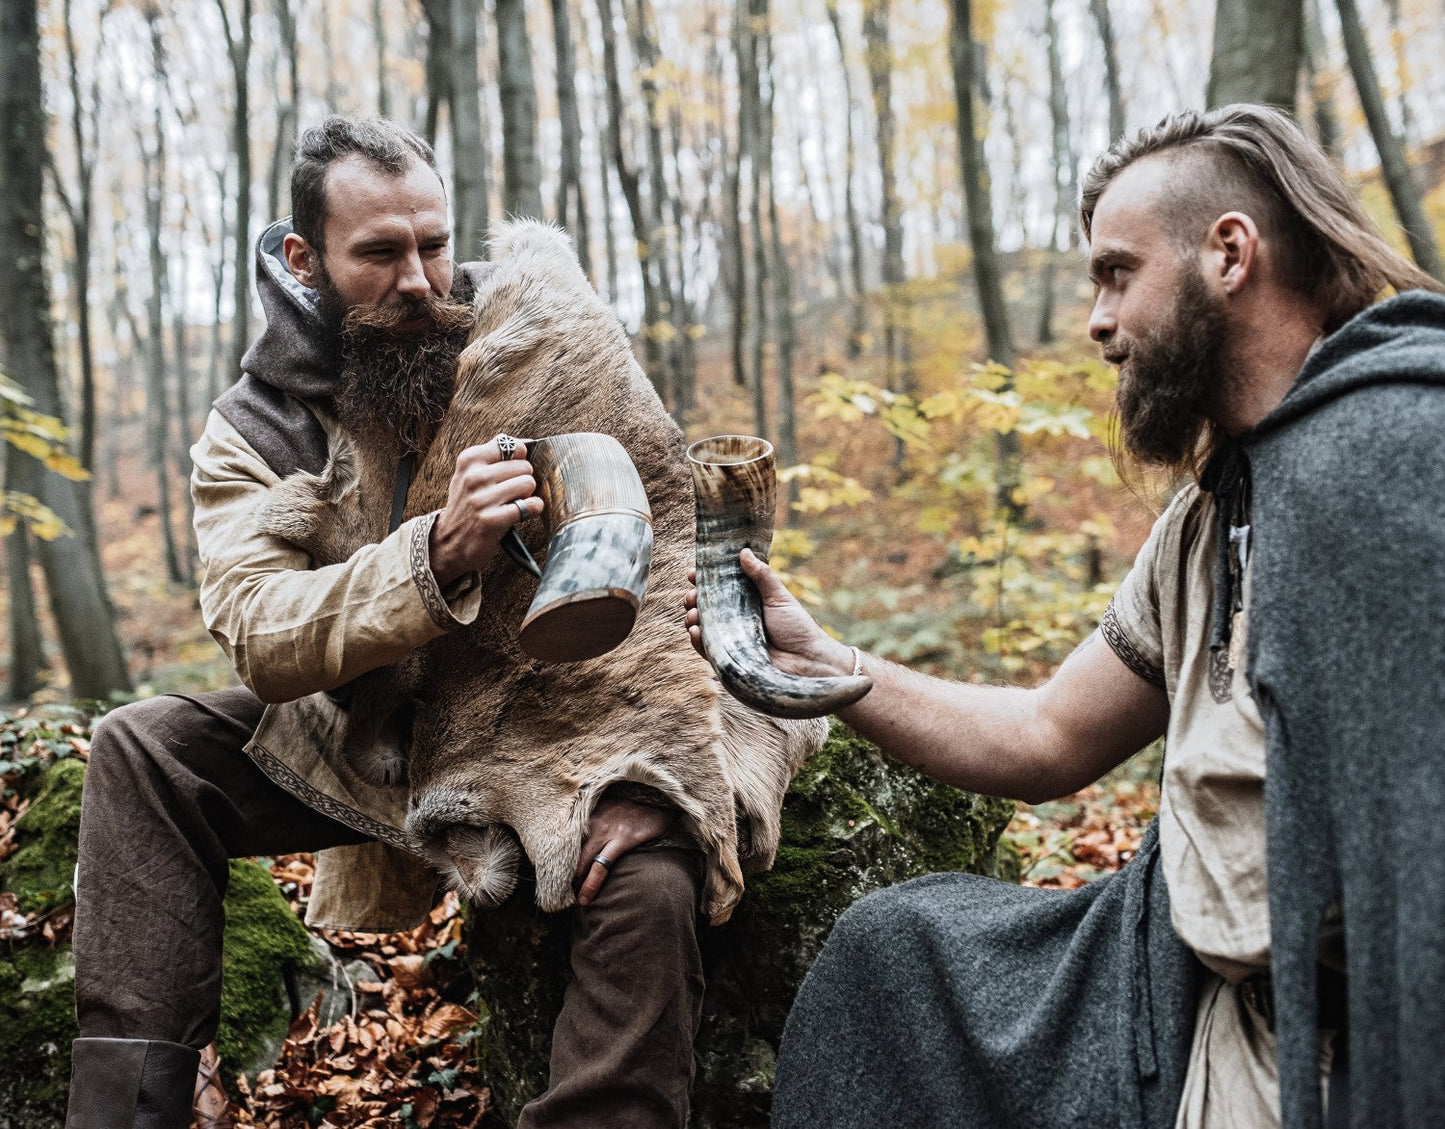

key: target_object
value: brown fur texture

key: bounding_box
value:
[258,221,824,923]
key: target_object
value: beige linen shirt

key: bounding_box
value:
[191,408,482,930]
[1104,485,1337,1128]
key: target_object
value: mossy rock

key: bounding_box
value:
[0,756,329,1120]
[464,721,1014,1127]
[3,756,85,915]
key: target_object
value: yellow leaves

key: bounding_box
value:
[1,491,72,540]
[917,505,956,535]
[1,373,88,481]
[1009,476,1054,508]
[769,526,815,562]
[782,463,873,514]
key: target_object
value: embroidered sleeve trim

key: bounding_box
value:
[409,512,465,633]
[1100,601,1167,690]
[247,740,413,851]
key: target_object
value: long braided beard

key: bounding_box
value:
[332,295,474,455]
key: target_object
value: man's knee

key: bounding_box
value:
[609,847,702,922]
[86,696,185,788]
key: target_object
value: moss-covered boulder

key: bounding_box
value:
[464,722,1014,1127]
[0,755,328,1123]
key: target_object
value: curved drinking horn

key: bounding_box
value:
[513,433,654,663]
[688,435,872,719]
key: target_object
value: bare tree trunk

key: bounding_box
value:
[495,0,545,219]
[551,0,591,276]
[736,0,770,439]
[1382,0,1415,146]
[717,6,746,390]
[863,0,909,399]
[1208,0,1303,112]
[450,0,490,260]
[825,0,868,360]
[318,0,341,110]
[267,0,299,225]
[627,0,683,412]
[757,0,798,496]
[5,484,46,701]
[1038,0,1078,346]
[1303,0,1341,155]
[143,10,185,585]
[218,0,254,386]
[206,168,230,408]
[420,0,452,147]
[1089,0,1126,142]
[1336,0,1444,280]
[667,103,698,414]
[172,220,198,581]
[598,0,665,398]
[59,0,100,473]
[948,0,1020,513]
[372,0,391,116]
[0,0,131,699]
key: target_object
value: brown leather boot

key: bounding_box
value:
[65,1038,200,1129]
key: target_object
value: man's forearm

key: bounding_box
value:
[829,633,1167,804]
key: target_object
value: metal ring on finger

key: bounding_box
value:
[496,433,519,460]
[591,853,614,871]
[511,499,530,523]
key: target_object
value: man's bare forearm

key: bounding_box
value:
[831,633,1168,804]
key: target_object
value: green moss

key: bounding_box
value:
[1,757,85,915]
[217,858,324,1077]
[0,946,79,1128]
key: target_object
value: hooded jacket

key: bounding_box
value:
[191,220,488,930]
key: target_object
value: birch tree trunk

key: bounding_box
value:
[0,0,130,699]
[1207,0,1303,112]
[495,0,545,219]
[1336,0,1444,280]
[372,0,391,116]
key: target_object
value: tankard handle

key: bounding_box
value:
[495,434,548,579]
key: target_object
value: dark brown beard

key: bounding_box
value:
[333,297,473,453]
[1115,266,1229,468]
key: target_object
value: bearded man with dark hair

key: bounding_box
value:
[687,104,1445,1128]
[65,116,704,1129]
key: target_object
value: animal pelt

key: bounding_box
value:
[259,220,824,924]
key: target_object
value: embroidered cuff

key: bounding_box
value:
[409,513,481,632]
[1100,601,1167,690]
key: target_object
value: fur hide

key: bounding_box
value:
[260,221,825,923]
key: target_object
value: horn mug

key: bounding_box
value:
[687,434,872,719]
[498,432,653,663]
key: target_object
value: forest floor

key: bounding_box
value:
[2,278,1170,1124]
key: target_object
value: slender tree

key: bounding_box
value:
[372,0,391,116]
[598,0,666,397]
[0,0,130,698]
[948,0,1020,512]
[1207,0,1303,112]
[1335,0,1444,279]
[216,0,254,385]
[266,0,299,225]
[825,0,869,359]
[551,0,592,276]
[450,0,490,260]
[142,7,185,585]
[863,0,909,396]
[420,0,453,147]
[1302,0,1341,155]
[1089,0,1126,142]
[495,0,545,219]
[1038,0,1079,345]
[5,499,46,701]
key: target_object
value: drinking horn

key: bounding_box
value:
[502,432,654,663]
[688,434,872,719]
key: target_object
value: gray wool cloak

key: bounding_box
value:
[771,290,1445,1128]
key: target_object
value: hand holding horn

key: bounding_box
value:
[687,435,872,719]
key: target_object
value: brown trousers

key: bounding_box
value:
[72,687,704,1129]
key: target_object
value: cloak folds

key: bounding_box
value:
[773,290,1445,1128]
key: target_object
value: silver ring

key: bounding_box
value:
[591,853,613,871]
[496,433,519,460]
[511,499,529,522]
